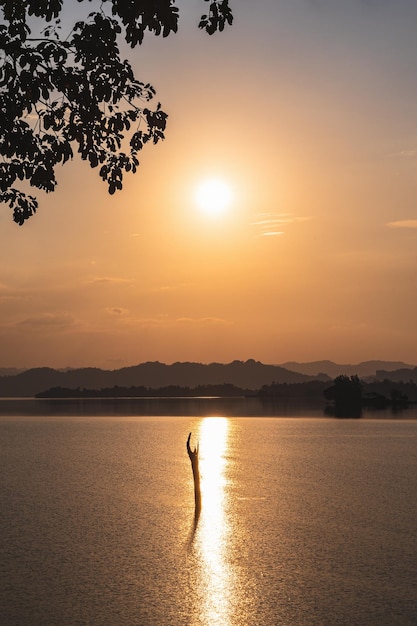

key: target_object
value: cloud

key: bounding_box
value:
[87,276,135,285]
[386,220,417,229]
[307,0,393,8]
[104,314,168,330]
[106,307,128,316]
[118,316,231,330]
[151,283,191,294]
[259,231,284,237]
[251,213,309,237]
[398,150,417,159]
[15,312,77,330]
[0,283,28,301]
[0,293,23,302]
[389,150,417,164]
[0,287,22,301]
[175,316,231,327]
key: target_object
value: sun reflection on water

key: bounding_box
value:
[194,417,231,625]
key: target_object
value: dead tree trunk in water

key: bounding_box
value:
[187,432,201,517]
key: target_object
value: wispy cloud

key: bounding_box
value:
[112,315,231,330]
[16,313,77,330]
[87,276,135,285]
[386,220,417,229]
[251,212,308,237]
[307,0,392,8]
[398,150,417,159]
[388,149,417,163]
[151,283,191,294]
[175,316,231,327]
[0,283,28,301]
[105,307,129,316]
[259,231,284,237]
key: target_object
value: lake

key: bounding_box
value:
[1,401,417,625]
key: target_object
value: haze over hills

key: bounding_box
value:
[0,359,416,397]
[0,368,25,377]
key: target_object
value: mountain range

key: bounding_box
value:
[279,360,414,378]
[0,359,415,397]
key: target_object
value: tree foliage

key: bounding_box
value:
[324,375,363,417]
[0,0,233,224]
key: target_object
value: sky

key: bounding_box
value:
[1,0,417,370]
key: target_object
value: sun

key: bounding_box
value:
[194,178,233,217]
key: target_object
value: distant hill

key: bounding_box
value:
[376,367,417,383]
[0,359,320,397]
[280,360,415,379]
[3,359,416,397]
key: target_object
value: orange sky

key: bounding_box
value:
[1,0,417,369]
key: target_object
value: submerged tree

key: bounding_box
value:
[0,0,233,224]
[187,431,201,518]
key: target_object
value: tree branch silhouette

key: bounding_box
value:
[0,0,233,224]
[187,431,201,518]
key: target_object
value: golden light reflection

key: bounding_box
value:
[194,417,231,625]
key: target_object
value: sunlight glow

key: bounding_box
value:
[198,417,230,624]
[200,416,228,524]
[194,178,233,217]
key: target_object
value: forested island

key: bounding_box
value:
[257,376,416,416]
[35,376,417,415]
[35,383,251,398]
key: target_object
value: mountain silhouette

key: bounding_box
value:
[375,367,417,383]
[1,359,415,397]
[280,360,414,379]
[0,359,319,397]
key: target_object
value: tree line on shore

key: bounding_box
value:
[35,376,417,411]
[35,383,252,398]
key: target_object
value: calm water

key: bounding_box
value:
[1,405,417,625]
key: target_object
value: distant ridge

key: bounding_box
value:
[1,359,415,397]
[280,360,415,379]
[0,359,321,397]
[376,367,417,383]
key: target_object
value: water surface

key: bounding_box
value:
[1,412,416,625]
